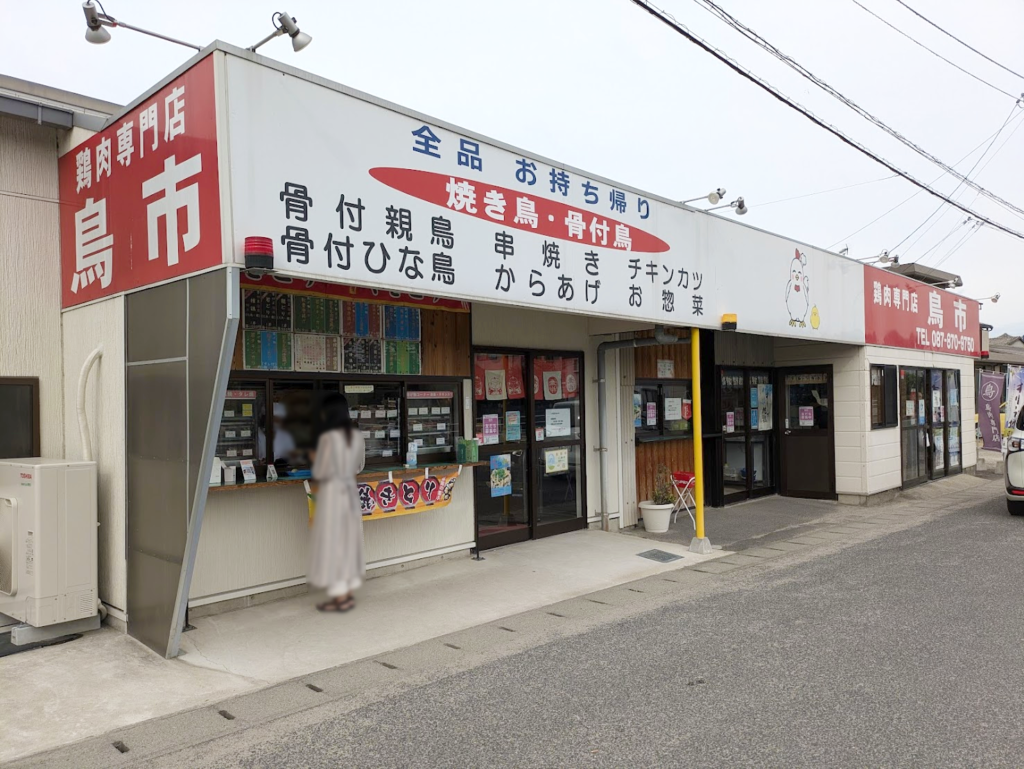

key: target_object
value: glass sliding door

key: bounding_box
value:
[718,367,776,502]
[947,370,962,472]
[899,367,928,486]
[720,369,747,501]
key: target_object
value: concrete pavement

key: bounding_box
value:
[11,473,1008,768]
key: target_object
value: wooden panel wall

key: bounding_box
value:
[635,439,695,503]
[421,308,471,377]
[633,331,693,380]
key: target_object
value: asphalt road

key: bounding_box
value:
[122,485,1024,768]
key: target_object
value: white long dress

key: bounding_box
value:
[308,429,366,597]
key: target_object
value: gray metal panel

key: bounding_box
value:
[126,281,187,363]
[169,268,239,657]
[186,271,228,514]
[126,360,188,653]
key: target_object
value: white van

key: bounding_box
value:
[1005,410,1024,515]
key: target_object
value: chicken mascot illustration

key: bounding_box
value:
[785,249,810,327]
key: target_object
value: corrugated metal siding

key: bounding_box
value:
[0,116,64,458]
[618,348,638,528]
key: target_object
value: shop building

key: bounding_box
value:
[2,44,981,657]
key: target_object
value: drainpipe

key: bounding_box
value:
[596,326,687,531]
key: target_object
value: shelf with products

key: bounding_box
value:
[324,381,403,464]
[215,386,265,471]
[406,388,459,461]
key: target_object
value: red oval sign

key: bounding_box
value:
[369,167,669,253]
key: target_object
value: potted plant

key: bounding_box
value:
[639,465,676,534]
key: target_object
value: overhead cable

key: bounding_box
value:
[849,0,1020,101]
[688,0,1024,220]
[626,0,1024,241]
[892,0,1024,82]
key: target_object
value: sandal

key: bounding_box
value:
[317,597,355,613]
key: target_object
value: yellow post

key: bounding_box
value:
[690,327,711,552]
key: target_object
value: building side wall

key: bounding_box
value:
[0,116,64,458]
[61,297,127,612]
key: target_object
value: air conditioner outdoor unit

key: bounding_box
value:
[0,459,99,644]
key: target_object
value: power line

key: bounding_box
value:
[827,106,1024,247]
[626,0,1024,242]
[688,0,1024,221]
[933,219,984,268]
[892,0,1024,82]
[756,175,897,208]
[892,102,1022,255]
[849,0,1020,100]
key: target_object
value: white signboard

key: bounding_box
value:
[225,56,865,343]
[227,58,709,329]
[545,408,571,438]
[704,217,865,344]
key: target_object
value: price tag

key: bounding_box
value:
[375,410,386,418]
[242,449,253,456]
[441,406,451,414]
[414,438,424,446]
[241,430,251,438]
[413,423,424,432]
[387,409,398,417]
[226,449,238,457]
[374,430,386,439]
[382,449,393,457]
[224,410,235,418]
[225,430,236,438]
[360,410,372,419]
[390,429,401,438]
[435,437,446,445]
[361,430,371,438]
[350,409,360,419]
[431,407,442,415]
[437,423,447,431]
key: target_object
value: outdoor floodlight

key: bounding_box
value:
[682,188,727,205]
[708,196,748,216]
[249,12,313,53]
[857,250,898,265]
[81,1,202,50]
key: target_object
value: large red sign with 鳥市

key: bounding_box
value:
[863,265,980,357]
[58,55,222,309]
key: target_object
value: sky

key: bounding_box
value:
[5,0,1022,332]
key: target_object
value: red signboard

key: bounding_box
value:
[240,273,470,312]
[863,265,980,357]
[58,56,222,308]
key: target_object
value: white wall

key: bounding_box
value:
[863,347,977,495]
[61,297,127,612]
[0,115,64,458]
[773,340,866,497]
[191,472,475,603]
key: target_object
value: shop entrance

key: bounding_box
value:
[472,349,586,550]
[779,366,836,499]
[718,368,777,503]
[900,366,962,486]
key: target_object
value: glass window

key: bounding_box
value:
[662,383,692,436]
[218,381,266,471]
[635,384,660,437]
[784,372,829,430]
[407,387,458,462]
[533,355,581,442]
[721,369,744,434]
[870,365,899,429]
[321,382,402,464]
[474,450,529,537]
[0,378,38,459]
[474,353,527,446]
[269,380,316,471]
[536,445,582,525]
[633,381,692,439]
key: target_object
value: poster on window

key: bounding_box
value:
[489,454,511,497]
[664,397,682,421]
[544,447,569,474]
[546,408,571,437]
[543,370,563,401]
[798,406,814,427]
[646,402,658,426]
[757,384,773,431]
[657,359,675,379]
[485,369,507,401]
[633,392,642,428]
[725,412,735,433]
[482,413,499,444]
[506,410,521,441]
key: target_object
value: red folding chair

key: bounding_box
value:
[672,471,696,529]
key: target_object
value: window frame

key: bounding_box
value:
[634,377,693,442]
[870,364,899,429]
[0,377,41,459]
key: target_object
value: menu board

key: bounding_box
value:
[343,337,383,374]
[385,340,422,375]
[294,333,326,372]
[343,301,382,338]
[244,289,292,330]
[325,336,341,372]
[243,330,293,370]
[383,305,421,341]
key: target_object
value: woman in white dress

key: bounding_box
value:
[309,393,366,612]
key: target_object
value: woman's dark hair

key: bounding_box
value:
[320,392,355,444]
